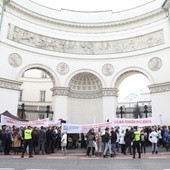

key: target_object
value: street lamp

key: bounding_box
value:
[21,103,25,119]
[46,105,50,118]
[144,105,148,118]
[120,106,124,118]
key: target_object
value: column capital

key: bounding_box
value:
[51,86,69,96]
[148,82,170,94]
[0,77,22,91]
[102,88,118,97]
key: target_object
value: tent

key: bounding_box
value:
[0,110,23,122]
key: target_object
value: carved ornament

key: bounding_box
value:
[148,82,170,94]
[102,64,114,76]
[148,57,162,71]
[7,25,164,55]
[57,62,69,75]
[0,78,22,91]
[51,86,118,99]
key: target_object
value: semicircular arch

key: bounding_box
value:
[16,64,59,86]
[112,66,154,88]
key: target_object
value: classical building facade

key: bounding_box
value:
[0,0,170,125]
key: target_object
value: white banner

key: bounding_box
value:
[1,115,49,127]
[48,120,61,127]
[112,118,153,127]
[62,117,153,133]
[1,115,153,133]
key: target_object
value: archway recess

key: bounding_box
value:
[16,64,59,87]
[67,72,103,124]
[113,67,152,119]
[113,67,154,89]
[16,64,59,120]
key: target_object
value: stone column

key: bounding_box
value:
[51,86,68,122]
[0,77,22,115]
[148,82,170,125]
[102,88,118,122]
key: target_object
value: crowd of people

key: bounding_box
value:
[85,125,170,158]
[0,124,170,158]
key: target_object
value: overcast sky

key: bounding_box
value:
[31,0,153,12]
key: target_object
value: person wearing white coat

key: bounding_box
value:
[119,129,126,155]
[149,128,158,154]
[61,132,67,155]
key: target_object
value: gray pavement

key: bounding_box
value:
[0,147,170,170]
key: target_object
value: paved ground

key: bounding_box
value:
[0,148,170,170]
[0,146,170,159]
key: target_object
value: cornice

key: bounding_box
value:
[68,90,102,99]
[148,82,170,94]
[51,87,69,97]
[51,86,118,99]
[7,2,168,33]
[102,88,118,97]
[0,77,22,91]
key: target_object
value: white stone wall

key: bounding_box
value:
[20,78,52,102]
[0,88,19,116]
[67,98,103,124]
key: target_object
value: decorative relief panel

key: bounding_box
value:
[7,25,164,55]
[148,57,162,71]
[68,90,102,99]
[51,87,68,96]
[102,88,118,97]
[51,86,118,98]
[102,64,114,76]
[0,78,22,91]
[57,62,69,75]
[148,82,170,94]
[8,53,22,67]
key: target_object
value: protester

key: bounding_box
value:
[149,127,159,154]
[86,129,96,157]
[38,126,46,154]
[2,126,13,155]
[140,129,147,153]
[119,129,126,155]
[95,128,102,154]
[132,126,141,159]
[21,126,33,158]
[61,132,67,155]
[12,127,22,155]
[124,128,132,155]
[102,127,112,158]
[110,127,117,156]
